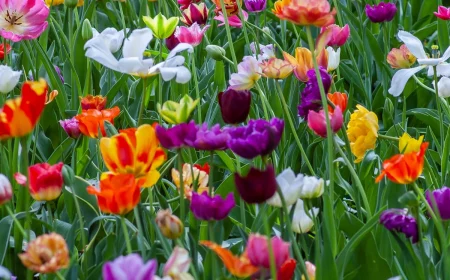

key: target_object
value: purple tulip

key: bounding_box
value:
[234,165,277,204]
[380,209,418,243]
[156,121,197,149]
[365,2,397,23]
[227,118,284,159]
[244,0,267,13]
[166,31,180,51]
[426,187,450,220]
[218,87,252,124]
[59,117,81,139]
[185,123,230,151]
[102,254,157,280]
[298,67,331,119]
[190,191,235,220]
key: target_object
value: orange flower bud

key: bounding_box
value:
[75,107,120,138]
[387,44,416,69]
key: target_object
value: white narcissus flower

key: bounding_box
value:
[326,46,341,71]
[291,199,319,233]
[229,56,262,90]
[435,76,450,98]
[389,31,450,97]
[267,168,304,207]
[300,176,324,199]
[0,65,21,94]
[84,28,193,83]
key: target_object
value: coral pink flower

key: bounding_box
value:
[321,24,350,47]
[175,22,210,47]
[307,106,343,138]
[214,11,248,28]
[0,0,50,42]
[435,6,450,20]
[246,234,290,269]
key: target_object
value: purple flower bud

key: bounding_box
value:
[426,186,450,220]
[298,67,331,119]
[218,87,252,124]
[185,123,230,151]
[54,65,65,84]
[380,209,418,243]
[102,254,157,280]
[234,165,277,204]
[244,0,267,13]
[59,117,81,139]
[190,192,235,220]
[365,2,397,23]
[156,121,197,150]
[227,118,284,159]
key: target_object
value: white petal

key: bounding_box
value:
[167,43,194,59]
[118,57,148,76]
[418,58,441,66]
[122,28,153,59]
[398,31,427,60]
[159,66,192,84]
[440,46,450,62]
[84,37,120,71]
[388,66,425,97]
[276,168,296,185]
[436,64,450,77]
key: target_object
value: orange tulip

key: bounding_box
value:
[273,0,336,27]
[87,173,144,215]
[200,241,259,278]
[80,95,107,110]
[327,92,348,113]
[75,107,120,138]
[0,79,47,140]
[100,124,166,187]
[375,142,429,184]
[283,47,328,82]
[211,0,241,15]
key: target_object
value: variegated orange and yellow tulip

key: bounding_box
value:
[75,107,120,138]
[283,47,328,82]
[0,79,47,140]
[100,124,166,187]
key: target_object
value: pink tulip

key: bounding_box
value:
[214,11,249,28]
[435,6,450,20]
[246,234,290,269]
[307,106,343,138]
[174,22,210,47]
[320,24,350,47]
[0,0,49,42]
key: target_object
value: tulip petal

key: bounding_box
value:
[122,28,153,59]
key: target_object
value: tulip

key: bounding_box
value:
[178,0,201,10]
[229,56,262,90]
[0,66,21,94]
[156,121,197,150]
[103,254,157,280]
[82,19,94,40]
[234,165,277,204]
[184,123,230,151]
[100,124,167,187]
[80,95,107,110]
[0,174,12,206]
[0,0,49,42]
[376,142,429,184]
[218,87,252,124]
[26,162,64,201]
[277,259,297,280]
[260,58,294,79]
[327,92,348,113]
[326,47,340,71]
[365,2,397,23]
[190,192,235,220]
[273,0,336,27]
[59,118,81,139]
[298,68,332,119]
[214,11,248,28]
[291,199,319,233]
[267,168,304,207]
[163,247,193,279]
[155,209,184,239]
[143,13,179,39]
[399,133,424,154]
[0,44,11,60]
[244,0,267,13]
[171,163,209,199]
[212,0,241,16]
[307,106,343,138]
[181,3,209,26]
[426,187,450,220]
[246,234,290,269]
[157,95,199,124]
[435,76,450,98]
[300,176,324,199]
[321,24,350,47]
[0,266,11,279]
[435,6,450,20]
[250,42,276,62]
[380,209,418,243]
[19,233,69,274]
[75,107,121,138]
[387,45,416,69]
[283,47,328,82]
[302,262,316,280]
[175,23,210,47]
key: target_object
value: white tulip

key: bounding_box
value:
[291,199,319,233]
[0,174,12,203]
[435,76,450,98]
[0,66,21,94]
[327,47,341,72]
[300,176,324,199]
[267,168,304,207]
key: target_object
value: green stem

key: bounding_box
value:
[5,206,28,240]
[120,216,133,254]
[177,150,185,222]
[433,66,445,149]
[55,271,65,280]
[69,180,87,250]
[138,78,147,126]
[191,56,202,124]
[158,41,163,124]
[262,208,277,280]
[413,75,435,93]
[254,83,269,120]
[219,0,238,71]
[378,134,399,141]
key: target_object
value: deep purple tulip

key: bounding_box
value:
[298,67,331,119]
[185,123,230,151]
[426,187,450,220]
[244,0,267,13]
[102,254,157,280]
[227,118,284,159]
[218,87,252,124]
[156,121,197,149]
[365,2,397,23]
[166,31,180,51]
[190,192,235,220]
[59,117,81,139]
[380,209,418,243]
[234,165,277,204]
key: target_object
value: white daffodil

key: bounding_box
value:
[327,46,341,71]
[388,31,450,97]
[0,65,21,94]
[435,76,450,98]
[267,168,304,207]
[299,176,324,199]
[84,28,193,83]
[291,199,320,234]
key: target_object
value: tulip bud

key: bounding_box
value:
[299,176,324,199]
[0,174,12,205]
[326,46,341,71]
[218,87,252,124]
[64,0,78,8]
[156,209,184,239]
[260,58,294,79]
[205,45,226,61]
[143,14,180,39]
[181,3,209,26]
[82,19,93,40]
[302,261,316,280]
[387,44,416,69]
[157,95,199,124]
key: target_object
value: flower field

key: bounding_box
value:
[0,0,449,279]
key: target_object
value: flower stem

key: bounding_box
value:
[5,205,28,240]
[158,41,163,124]
[254,83,270,120]
[262,205,277,280]
[191,56,202,124]
[177,150,185,222]
[219,0,238,71]
[120,216,133,254]
[413,75,435,93]
[377,134,399,141]
[55,271,65,280]
[138,78,147,126]
[433,66,445,149]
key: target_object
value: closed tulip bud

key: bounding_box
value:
[300,176,324,199]
[307,106,343,138]
[234,165,277,204]
[0,174,12,205]
[156,209,184,239]
[302,262,316,280]
[435,76,450,98]
[64,0,78,8]
[326,47,341,71]
[28,162,65,201]
[143,14,180,39]
[157,95,199,124]
[218,87,251,124]
[82,19,93,40]
[206,45,226,61]
[387,45,416,69]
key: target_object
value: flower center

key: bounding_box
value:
[4,10,24,26]
[432,45,440,59]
